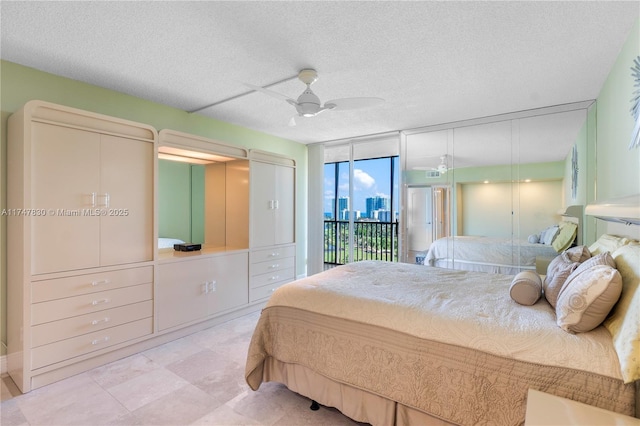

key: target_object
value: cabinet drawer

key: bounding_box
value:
[31,283,152,325]
[32,266,153,303]
[250,245,296,264]
[250,267,295,289]
[250,256,295,277]
[31,317,153,370]
[249,282,287,302]
[31,300,153,347]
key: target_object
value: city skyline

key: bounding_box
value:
[323,157,399,219]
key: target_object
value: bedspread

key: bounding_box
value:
[245,261,635,424]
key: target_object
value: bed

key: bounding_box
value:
[245,234,639,425]
[423,207,582,274]
[423,235,560,274]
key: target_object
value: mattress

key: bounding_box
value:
[424,236,559,273]
[245,261,635,425]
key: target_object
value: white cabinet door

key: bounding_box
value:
[30,124,153,274]
[251,161,295,248]
[209,252,248,314]
[274,165,294,245]
[251,161,276,248]
[157,252,249,330]
[156,258,210,331]
[31,122,101,274]
[100,134,154,266]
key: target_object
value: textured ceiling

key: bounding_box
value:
[1,1,638,155]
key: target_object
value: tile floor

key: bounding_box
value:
[1,311,365,426]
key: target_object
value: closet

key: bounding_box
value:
[7,101,156,392]
[249,151,296,302]
[7,102,298,393]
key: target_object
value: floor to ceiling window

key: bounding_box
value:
[323,147,400,267]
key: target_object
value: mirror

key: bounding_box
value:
[158,147,249,252]
[403,103,593,272]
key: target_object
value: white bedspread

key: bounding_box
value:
[267,260,623,381]
[424,236,558,270]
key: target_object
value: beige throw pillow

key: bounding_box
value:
[604,244,640,383]
[543,254,579,308]
[556,265,622,334]
[564,245,591,263]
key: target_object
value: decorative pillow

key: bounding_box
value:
[564,245,591,263]
[543,253,579,308]
[556,265,622,334]
[588,234,633,255]
[552,222,577,252]
[571,251,616,276]
[528,234,540,244]
[509,271,542,305]
[604,244,640,383]
[540,225,560,245]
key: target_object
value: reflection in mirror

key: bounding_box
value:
[402,104,592,274]
[158,148,249,251]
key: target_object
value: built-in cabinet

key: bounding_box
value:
[7,102,297,393]
[156,252,248,331]
[249,150,297,299]
[7,101,156,392]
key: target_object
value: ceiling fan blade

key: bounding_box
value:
[244,83,297,105]
[324,97,384,111]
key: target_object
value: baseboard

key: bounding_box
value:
[1,354,6,375]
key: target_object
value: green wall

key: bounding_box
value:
[0,60,308,358]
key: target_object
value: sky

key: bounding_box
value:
[324,157,399,216]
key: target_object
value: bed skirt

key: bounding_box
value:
[263,357,454,425]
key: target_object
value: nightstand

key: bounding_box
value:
[525,389,640,425]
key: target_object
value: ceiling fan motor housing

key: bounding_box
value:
[296,88,322,117]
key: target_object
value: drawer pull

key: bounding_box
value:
[91,317,111,326]
[270,275,280,281]
[91,336,110,345]
[270,252,280,257]
[91,279,111,287]
[270,264,279,269]
[91,298,110,306]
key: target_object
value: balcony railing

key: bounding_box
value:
[324,219,399,266]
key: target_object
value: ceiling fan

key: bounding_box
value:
[244,69,384,126]
[413,155,451,175]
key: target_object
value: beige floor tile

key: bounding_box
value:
[127,383,220,426]
[106,368,190,411]
[87,353,162,389]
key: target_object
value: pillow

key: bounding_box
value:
[571,251,616,276]
[588,234,633,255]
[540,225,560,245]
[552,222,577,252]
[564,245,591,263]
[528,234,540,244]
[556,264,622,334]
[543,253,579,308]
[509,271,542,305]
[604,244,640,383]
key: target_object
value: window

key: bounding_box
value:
[324,151,400,266]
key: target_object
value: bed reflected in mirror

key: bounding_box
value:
[403,102,594,272]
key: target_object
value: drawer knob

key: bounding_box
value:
[91,336,110,345]
[91,317,111,326]
[91,298,110,306]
